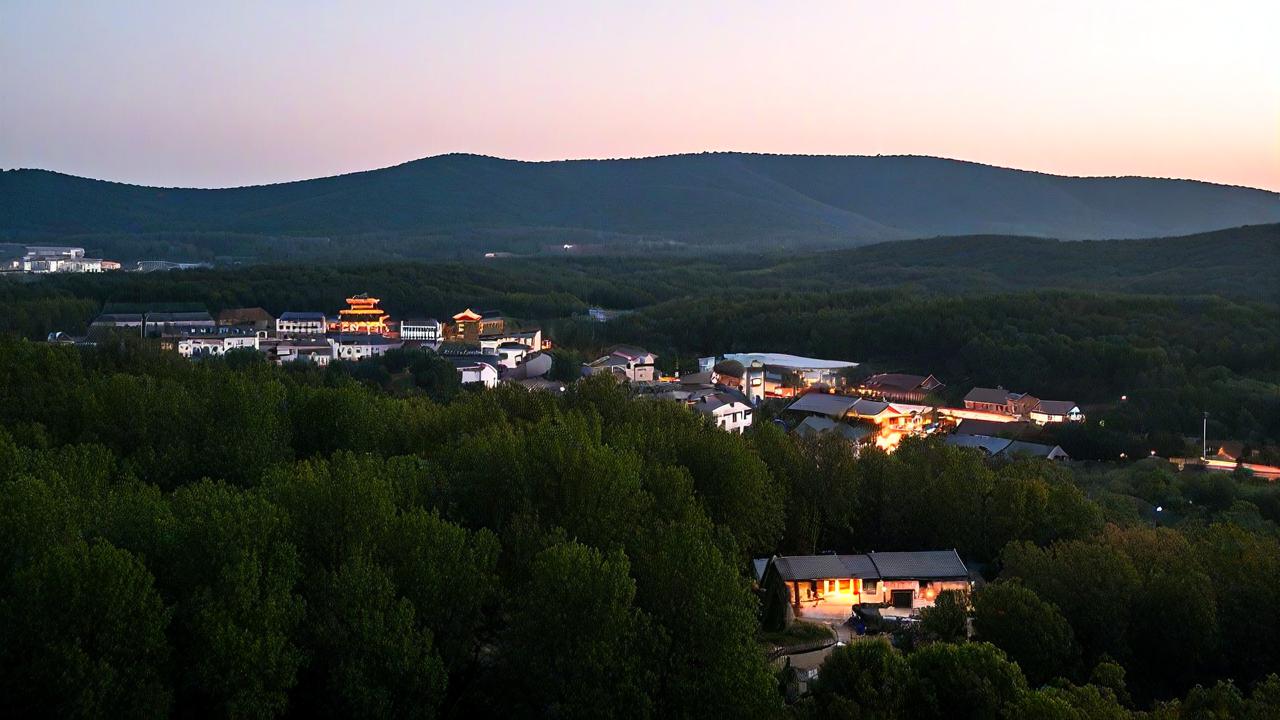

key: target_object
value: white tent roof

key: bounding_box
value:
[723,352,858,371]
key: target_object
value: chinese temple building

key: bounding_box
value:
[333,294,391,335]
[451,308,484,343]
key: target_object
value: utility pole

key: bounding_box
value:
[1202,412,1209,460]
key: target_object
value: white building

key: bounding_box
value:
[333,334,402,361]
[693,393,754,434]
[276,312,328,335]
[480,328,542,352]
[722,352,859,401]
[584,345,657,383]
[10,246,115,273]
[269,339,335,366]
[400,318,443,342]
[178,334,260,358]
[445,356,500,388]
[1029,400,1085,425]
[144,311,217,336]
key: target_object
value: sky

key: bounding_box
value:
[2,0,1277,191]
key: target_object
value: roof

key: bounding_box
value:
[694,392,750,414]
[1003,441,1069,459]
[480,310,503,319]
[401,318,440,326]
[590,354,633,368]
[217,307,273,324]
[954,419,1031,437]
[92,313,144,323]
[945,434,1014,454]
[453,308,482,321]
[845,398,896,418]
[772,554,880,581]
[793,416,876,442]
[444,353,501,369]
[679,371,714,386]
[752,558,770,583]
[146,311,214,323]
[867,550,969,580]
[769,551,966,581]
[279,311,326,321]
[606,345,653,361]
[723,352,857,371]
[860,373,929,391]
[965,387,1012,404]
[1034,400,1079,415]
[785,393,859,418]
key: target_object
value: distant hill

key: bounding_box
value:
[3,153,1279,255]
[764,223,1280,301]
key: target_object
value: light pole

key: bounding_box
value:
[1202,412,1209,460]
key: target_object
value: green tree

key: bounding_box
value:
[971,582,1076,686]
[902,642,1028,720]
[380,509,500,672]
[919,589,970,644]
[629,523,781,719]
[159,481,305,718]
[1001,538,1140,664]
[0,539,172,718]
[297,553,446,719]
[504,542,651,719]
[807,638,908,720]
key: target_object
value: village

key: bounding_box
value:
[61,293,1091,457]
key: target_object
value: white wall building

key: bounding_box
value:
[693,393,754,434]
[400,318,443,342]
[276,312,328,335]
[584,345,657,383]
[333,335,402,361]
[178,334,260,358]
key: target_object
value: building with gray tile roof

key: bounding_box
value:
[866,550,969,580]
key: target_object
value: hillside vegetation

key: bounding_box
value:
[4,153,1279,258]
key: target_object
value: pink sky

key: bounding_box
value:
[2,1,1277,190]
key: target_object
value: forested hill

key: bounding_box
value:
[772,223,1280,299]
[4,153,1280,251]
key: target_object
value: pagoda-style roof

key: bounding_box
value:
[453,308,483,321]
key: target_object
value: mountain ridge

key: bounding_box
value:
[4,152,1279,251]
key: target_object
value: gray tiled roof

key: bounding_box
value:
[1002,441,1068,459]
[945,434,1014,455]
[785,393,859,418]
[279,311,326,321]
[1034,400,1079,415]
[773,554,879,581]
[769,551,966,581]
[965,387,1011,404]
[866,550,969,580]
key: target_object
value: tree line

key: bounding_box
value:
[1,338,1280,717]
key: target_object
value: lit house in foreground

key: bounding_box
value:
[758,550,971,624]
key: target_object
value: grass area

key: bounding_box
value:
[760,621,834,648]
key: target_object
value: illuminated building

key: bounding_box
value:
[758,550,971,623]
[449,308,506,344]
[334,294,390,335]
[451,308,483,343]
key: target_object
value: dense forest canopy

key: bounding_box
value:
[4,154,1279,260]
[1,340,1279,718]
[2,228,1279,717]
